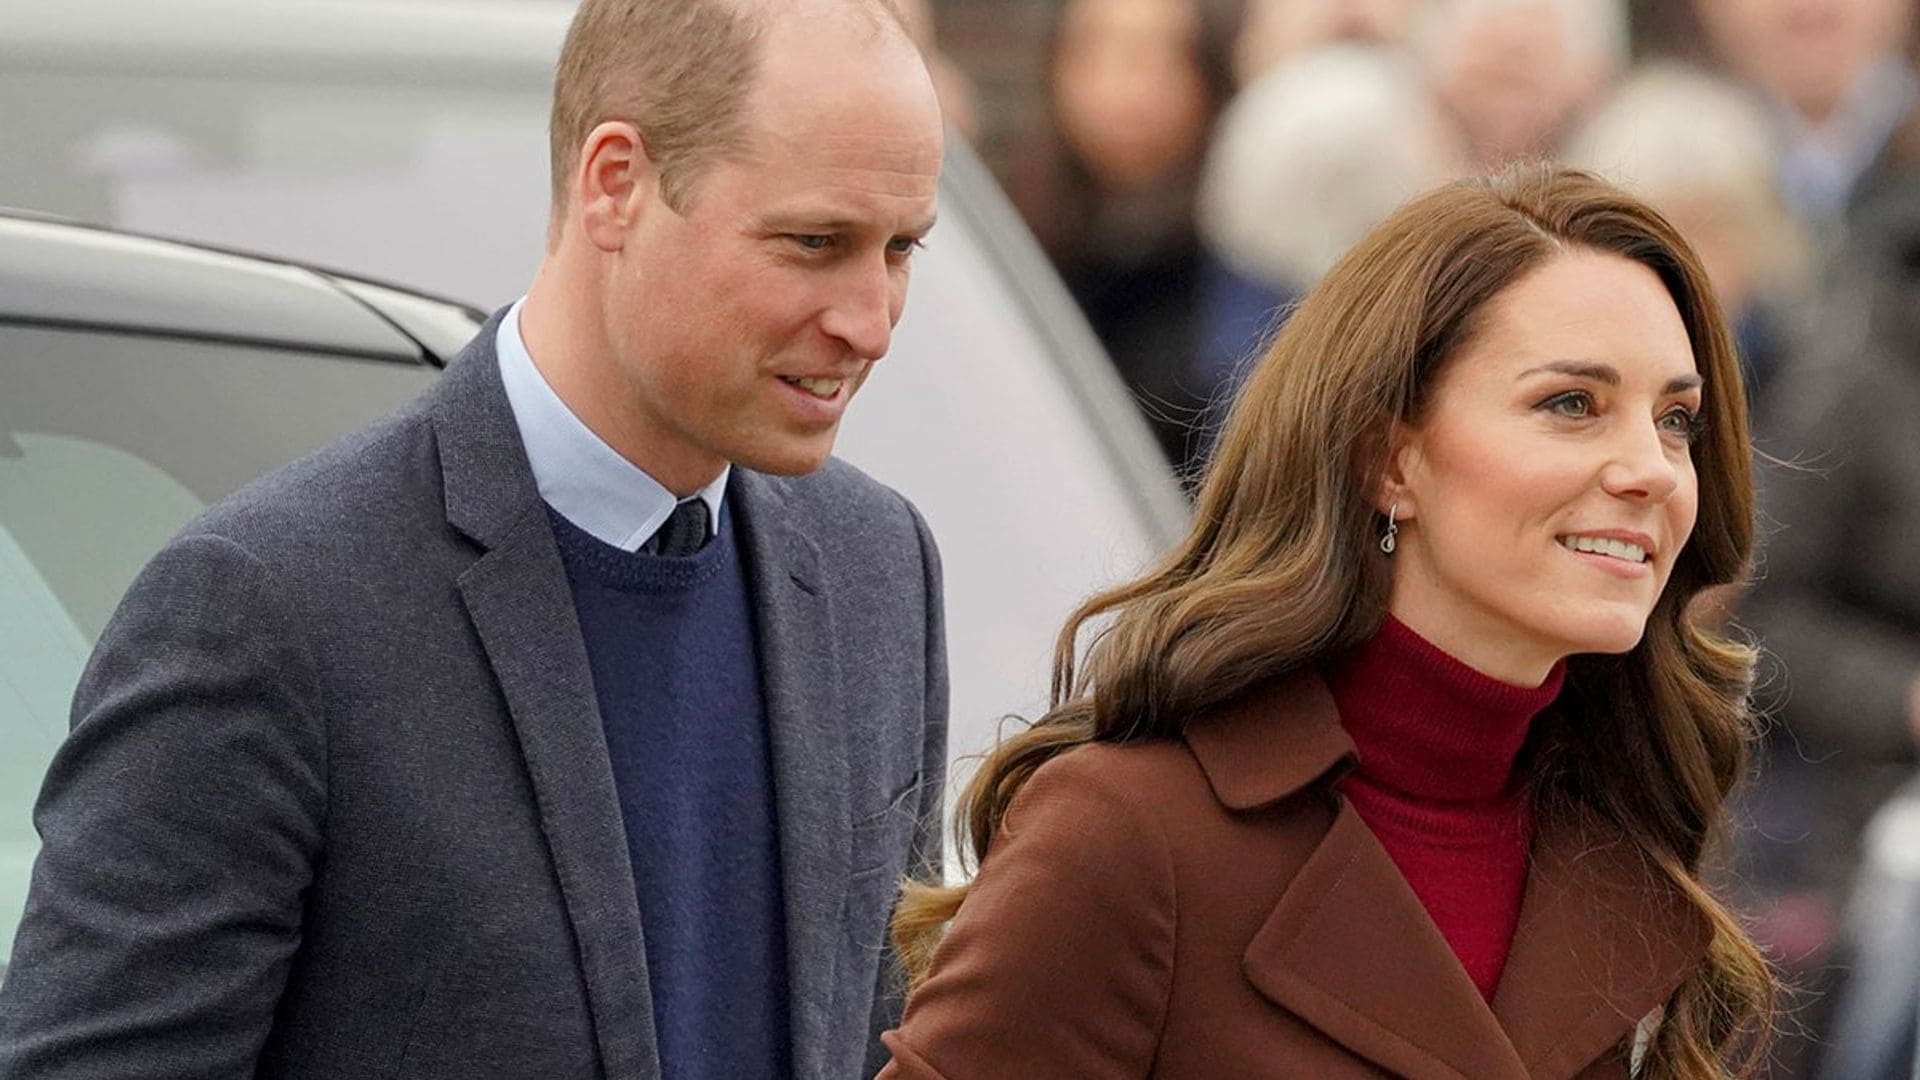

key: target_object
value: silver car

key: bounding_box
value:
[0,1,1186,969]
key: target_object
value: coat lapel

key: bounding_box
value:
[1189,675,1715,1080]
[433,330,661,1080]
[1491,806,1712,1079]
[1192,675,1530,1080]
[1241,797,1532,1080]
[730,470,850,1080]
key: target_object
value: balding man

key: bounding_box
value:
[0,1,948,1077]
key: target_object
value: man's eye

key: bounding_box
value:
[1540,390,1593,418]
[887,237,926,256]
[791,235,832,252]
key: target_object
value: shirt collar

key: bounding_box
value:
[495,298,728,551]
[1771,58,1920,218]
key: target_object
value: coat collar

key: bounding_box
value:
[1185,674,1712,1080]
[1182,672,1355,810]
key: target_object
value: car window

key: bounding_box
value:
[0,518,91,973]
[0,324,437,966]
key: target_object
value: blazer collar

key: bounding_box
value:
[430,306,544,552]
[1191,675,1712,1080]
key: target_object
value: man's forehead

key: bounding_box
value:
[746,172,939,228]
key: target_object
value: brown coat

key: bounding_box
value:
[880,674,1710,1079]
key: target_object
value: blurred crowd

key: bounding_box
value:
[912,1,1920,1075]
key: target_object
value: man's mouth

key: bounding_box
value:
[779,375,845,399]
[1556,534,1650,563]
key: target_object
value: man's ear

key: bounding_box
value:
[574,121,657,253]
[1375,417,1421,519]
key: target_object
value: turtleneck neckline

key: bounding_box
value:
[1326,614,1566,803]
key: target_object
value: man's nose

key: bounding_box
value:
[819,257,899,362]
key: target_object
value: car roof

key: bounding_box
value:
[0,0,572,85]
[0,210,484,365]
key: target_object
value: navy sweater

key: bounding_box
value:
[547,502,791,1079]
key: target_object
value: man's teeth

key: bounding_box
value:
[1559,535,1648,563]
[782,376,844,398]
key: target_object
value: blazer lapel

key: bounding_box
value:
[1191,675,1530,1080]
[433,332,661,1080]
[730,470,849,1080]
[1491,806,1712,1079]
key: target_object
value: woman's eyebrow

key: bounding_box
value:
[1518,360,1703,395]
[1519,359,1619,385]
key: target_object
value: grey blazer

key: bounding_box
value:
[0,318,948,1080]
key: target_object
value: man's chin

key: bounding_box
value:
[737,438,838,477]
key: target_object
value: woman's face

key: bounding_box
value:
[1384,249,1703,684]
[1052,0,1212,190]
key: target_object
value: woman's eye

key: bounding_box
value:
[1659,406,1704,441]
[1540,390,1593,418]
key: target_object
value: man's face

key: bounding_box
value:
[1695,0,1913,122]
[1432,1,1600,166]
[1051,0,1212,189]
[605,21,943,486]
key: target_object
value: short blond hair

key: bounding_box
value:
[549,0,761,221]
[548,0,909,223]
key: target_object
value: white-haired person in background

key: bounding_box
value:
[1416,0,1629,170]
[1228,0,1425,87]
[1190,44,1462,446]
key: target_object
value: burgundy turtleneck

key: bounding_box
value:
[1325,615,1566,1001]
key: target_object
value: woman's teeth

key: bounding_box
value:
[1558,535,1648,563]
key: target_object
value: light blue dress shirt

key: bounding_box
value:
[1772,59,1920,221]
[495,298,728,552]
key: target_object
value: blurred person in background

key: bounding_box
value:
[879,165,1776,1079]
[1229,0,1425,85]
[897,0,983,140]
[1193,44,1463,442]
[1563,62,1812,403]
[1417,0,1630,171]
[1739,188,1920,1079]
[1693,4,1920,1071]
[1818,774,1920,1079]
[1692,0,1920,260]
[1012,0,1241,478]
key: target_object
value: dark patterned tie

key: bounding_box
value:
[646,498,710,557]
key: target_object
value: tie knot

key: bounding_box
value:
[647,498,710,558]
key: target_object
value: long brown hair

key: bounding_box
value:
[895,164,1773,1075]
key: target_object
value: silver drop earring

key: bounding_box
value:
[1380,502,1399,555]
